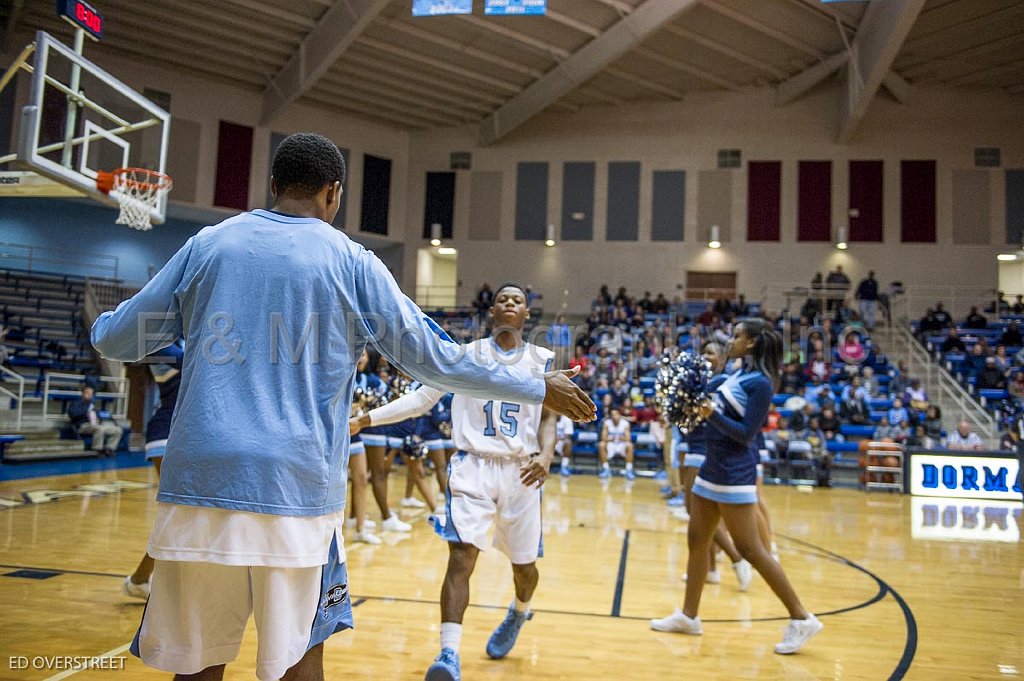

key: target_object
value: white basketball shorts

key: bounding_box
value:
[606,441,629,459]
[434,452,543,564]
[130,535,352,681]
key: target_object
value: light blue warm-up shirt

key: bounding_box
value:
[91,209,545,517]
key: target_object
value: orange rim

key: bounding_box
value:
[96,167,173,194]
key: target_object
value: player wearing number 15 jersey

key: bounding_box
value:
[351,283,566,681]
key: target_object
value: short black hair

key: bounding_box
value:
[494,282,527,299]
[272,133,346,198]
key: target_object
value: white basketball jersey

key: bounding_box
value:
[605,418,629,443]
[451,338,554,457]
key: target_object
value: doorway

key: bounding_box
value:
[416,248,459,309]
[685,271,737,302]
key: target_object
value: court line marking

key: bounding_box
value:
[40,642,131,681]
[610,529,630,617]
[779,533,917,681]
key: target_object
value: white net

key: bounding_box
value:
[112,168,172,231]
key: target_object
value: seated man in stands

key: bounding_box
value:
[861,366,881,398]
[947,421,983,450]
[780,362,805,395]
[873,416,899,443]
[839,382,871,426]
[932,302,952,330]
[67,386,124,456]
[805,375,835,410]
[598,407,635,480]
[818,406,842,442]
[887,397,910,427]
[964,306,988,330]
[903,379,929,415]
[941,328,966,354]
[977,357,1007,390]
[1003,321,1023,347]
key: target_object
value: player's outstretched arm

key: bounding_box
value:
[541,366,595,422]
[91,239,194,362]
[521,408,558,489]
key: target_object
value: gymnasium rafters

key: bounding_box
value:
[2,0,1022,140]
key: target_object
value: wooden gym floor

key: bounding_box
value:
[0,465,1021,680]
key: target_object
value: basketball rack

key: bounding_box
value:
[0,22,172,228]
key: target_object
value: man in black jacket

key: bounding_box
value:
[941,328,967,354]
[68,386,124,456]
[855,271,879,330]
[964,306,987,330]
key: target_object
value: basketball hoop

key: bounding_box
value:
[97,167,173,231]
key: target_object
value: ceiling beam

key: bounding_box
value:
[383,20,545,79]
[702,0,822,59]
[605,67,684,99]
[324,66,494,114]
[219,0,316,30]
[901,33,1024,80]
[544,9,602,37]
[946,58,1024,87]
[837,0,926,142]
[634,45,741,90]
[260,0,390,124]
[357,37,523,93]
[460,15,569,60]
[663,24,788,80]
[592,0,635,15]
[775,50,848,105]
[478,0,700,145]
[341,51,508,106]
[881,71,911,103]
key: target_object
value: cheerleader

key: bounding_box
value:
[651,319,822,654]
[677,341,751,589]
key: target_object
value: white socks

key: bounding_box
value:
[514,597,531,614]
[602,462,610,471]
[625,462,634,472]
[440,622,462,652]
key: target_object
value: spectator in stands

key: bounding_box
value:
[598,407,635,480]
[764,404,781,433]
[633,397,658,426]
[609,378,629,408]
[1002,321,1022,347]
[965,306,988,330]
[569,346,590,373]
[788,401,814,432]
[887,397,910,427]
[785,341,805,365]
[941,328,966,354]
[810,272,823,292]
[841,375,868,403]
[923,405,944,448]
[806,350,829,382]
[525,285,541,310]
[697,304,714,327]
[890,360,913,397]
[904,378,929,414]
[840,383,871,426]
[547,315,572,366]
[780,362,805,394]
[472,283,494,322]
[805,376,835,410]
[999,427,1019,453]
[825,265,851,312]
[596,285,612,307]
[637,291,654,312]
[917,308,938,339]
[1009,372,1024,400]
[68,386,124,456]
[1014,295,1024,315]
[893,420,912,445]
[977,357,1007,390]
[873,416,899,442]
[861,366,880,398]
[596,393,613,423]
[0,323,8,365]
[818,406,842,441]
[653,293,669,314]
[985,291,1010,314]
[993,345,1011,372]
[613,287,629,307]
[798,417,826,450]
[947,421,983,450]
[734,294,750,317]
[576,365,597,394]
[841,331,867,366]
[855,271,879,331]
[933,302,952,330]
[965,343,989,377]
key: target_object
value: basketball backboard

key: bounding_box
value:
[0,29,171,225]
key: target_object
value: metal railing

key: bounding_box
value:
[885,325,996,443]
[41,372,129,422]
[0,242,120,280]
[415,285,459,309]
[85,279,139,312]
[0,365,25,430]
